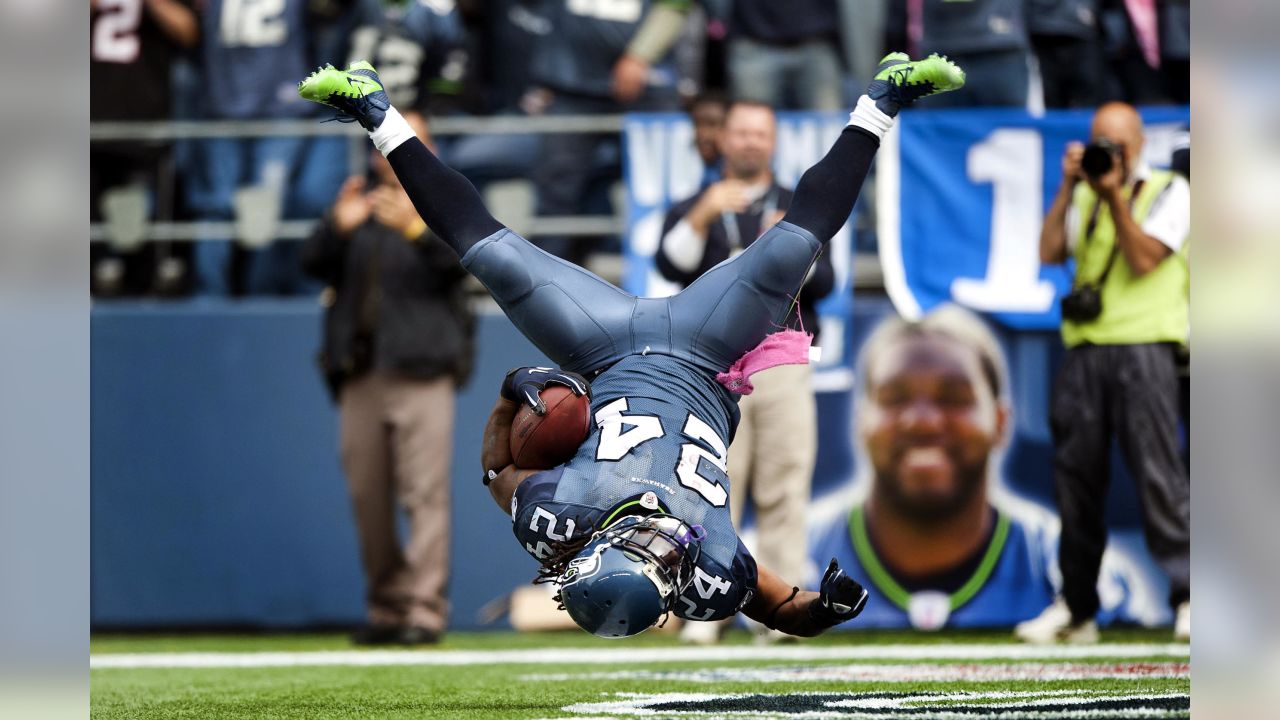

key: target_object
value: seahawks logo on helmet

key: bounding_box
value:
[560,541,608,585]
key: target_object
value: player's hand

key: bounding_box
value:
[370,184,424,238]
[331,176,371,236]
[807,558,869,627]
[501,367,591,415]
[611,53,650,104]
[1062,142,1085,186]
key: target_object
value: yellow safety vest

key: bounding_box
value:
[1061,169,1189,348]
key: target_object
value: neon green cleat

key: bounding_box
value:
[297,61,389,131]
[867,52,966,116]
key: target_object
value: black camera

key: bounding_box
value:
[1081,138,1121,179]
[1060,284,1103,321]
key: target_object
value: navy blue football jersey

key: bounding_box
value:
[530,0,689,98]
[201,0,313,118]
[346,0,465,110]
[512,353,758,621]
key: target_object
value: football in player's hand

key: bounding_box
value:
[510,386,591,468]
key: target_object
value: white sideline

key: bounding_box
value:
[90,643,1189,670]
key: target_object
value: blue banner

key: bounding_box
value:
[878,107,1190,329]
[622,112,857,385]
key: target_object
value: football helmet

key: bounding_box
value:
[558,514,703,638]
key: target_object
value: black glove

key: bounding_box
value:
[500,366,590,415]
[807,558,869,628]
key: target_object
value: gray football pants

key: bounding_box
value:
[459,221,824,377]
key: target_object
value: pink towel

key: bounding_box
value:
[716,329,813,395]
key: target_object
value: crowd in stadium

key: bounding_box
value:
[90,0,1189,298]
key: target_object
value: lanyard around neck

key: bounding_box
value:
[720,186,778,252]
[848,505,1010,613]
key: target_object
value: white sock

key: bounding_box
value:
[848,95,895,139]
[370,106,415,157]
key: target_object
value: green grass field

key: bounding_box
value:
[90,629,1190,719]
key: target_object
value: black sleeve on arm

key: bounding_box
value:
[386,138,505,258]
[781,126,880,245]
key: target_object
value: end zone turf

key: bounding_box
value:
[90,630,1189,719]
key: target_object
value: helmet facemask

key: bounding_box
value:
[604,515,704,606]
[549,514,705,637]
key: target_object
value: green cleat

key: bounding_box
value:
[297,61,389,131]
[867,52,966,116]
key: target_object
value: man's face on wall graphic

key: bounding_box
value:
[861,333,1008,522]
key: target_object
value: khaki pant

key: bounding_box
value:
[728,363,817,587]
[339,372,453,631]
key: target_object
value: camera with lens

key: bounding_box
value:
[1060,284,1103,321]
[1081,138,1121,179]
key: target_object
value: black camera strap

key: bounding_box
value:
[1077,179,1145,289]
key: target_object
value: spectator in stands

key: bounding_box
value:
[437,0,549,184]
[301,111,473,646]
[1097,0,1186,106]
[654,101,833,644]
[527,0,694,266]
[835,0,887,88]
[187,0,345,295]
[809,305,1154,630]
[1029,0,1106,109]
[688,91,728,188]
[726,0,844,110]
[345,0,467,115]
[90,0,199,297]
[1021,101,1190,643]
[888,0,1032,108]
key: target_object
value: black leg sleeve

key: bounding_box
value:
[386,138,505,257]
[781,126,880,244]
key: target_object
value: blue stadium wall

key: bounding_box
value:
[89,297,1157,630]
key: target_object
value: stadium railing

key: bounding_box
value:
[88,115,884,288]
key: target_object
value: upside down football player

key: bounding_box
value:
[299,53,965,638]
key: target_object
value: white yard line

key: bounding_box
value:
[91,643,1189,670]
[524,661,1191,684]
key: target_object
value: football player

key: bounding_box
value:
[298,52,965,637]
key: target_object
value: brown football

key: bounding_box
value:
[510,386,592,468]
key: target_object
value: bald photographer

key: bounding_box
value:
[1020,102,1190,644]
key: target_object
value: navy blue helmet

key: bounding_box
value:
[558,515,703,638]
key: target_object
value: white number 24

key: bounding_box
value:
[593,398,729,507]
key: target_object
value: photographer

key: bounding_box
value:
[1022,102,1190,644]
[301,111,473,646]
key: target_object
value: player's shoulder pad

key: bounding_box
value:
[512,468,603,564]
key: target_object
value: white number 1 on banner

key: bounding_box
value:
[951,129,1056,314]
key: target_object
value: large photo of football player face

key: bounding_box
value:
[859,313,1009,524]
[809,304,1159,631]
